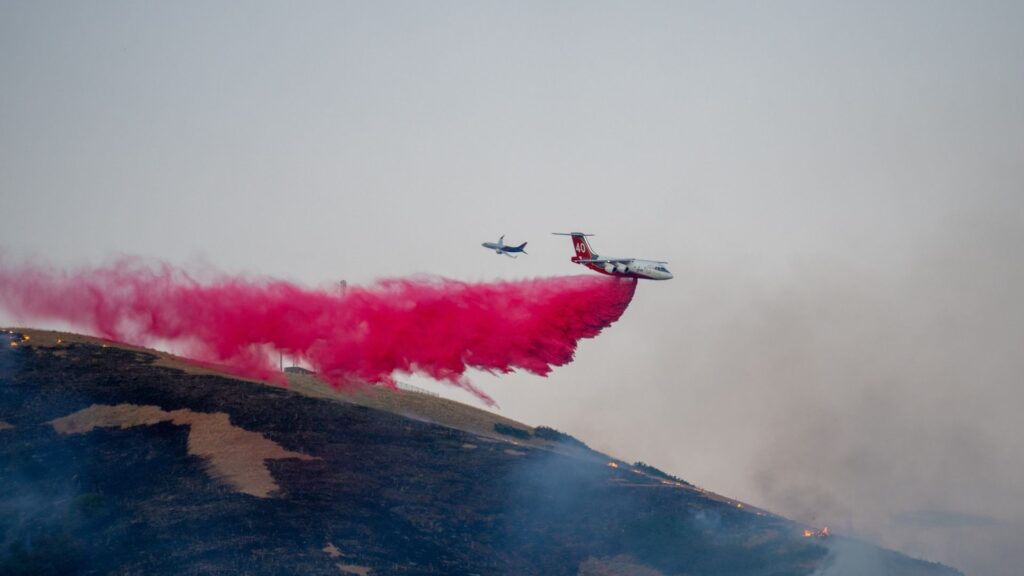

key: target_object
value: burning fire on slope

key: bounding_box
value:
[6,334,30,347]
[803,526,831,539]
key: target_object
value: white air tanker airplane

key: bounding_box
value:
[553,232,673,280]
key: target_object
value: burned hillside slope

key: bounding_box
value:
[0,330,960,576]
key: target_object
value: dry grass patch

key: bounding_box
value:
[50,403,316,498]
[336,564,371,576]
[3,327,267,383]
[322,543,343,558]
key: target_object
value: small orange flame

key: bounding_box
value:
[8,342,17,347]
[803,527,831,538]
[607,462,619,469]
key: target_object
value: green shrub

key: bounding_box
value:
[73,493,106,517]
[493,423,530,440]
[632,461,691,486]
[533,426,588,449]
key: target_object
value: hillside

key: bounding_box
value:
[0,328,961,575]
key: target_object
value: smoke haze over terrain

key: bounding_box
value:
[2,2,1022,574]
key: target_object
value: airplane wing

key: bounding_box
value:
[576,258,634,264]
[502,252,518,259]
[578,257,669,264]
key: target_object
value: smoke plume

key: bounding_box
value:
[0,259,637,403]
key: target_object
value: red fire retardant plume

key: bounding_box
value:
[0,260,637,404]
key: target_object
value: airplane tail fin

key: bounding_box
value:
[571,233,594,258]
[552,232,596,259]
[517,242,527,254]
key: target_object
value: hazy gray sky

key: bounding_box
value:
[2,2,1022,574]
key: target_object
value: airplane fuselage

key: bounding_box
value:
[481,237,527,256]
[573,257,673,280]
[482,242,526,253]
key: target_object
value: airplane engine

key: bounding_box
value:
[614,263,628,273]
[604,263,615,274]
